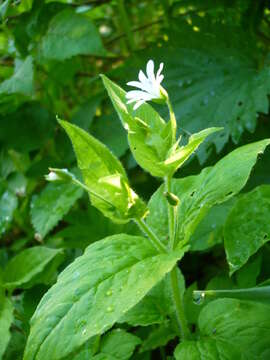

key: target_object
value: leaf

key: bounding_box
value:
[224,185,270,274]
[101,75,172,177]
[190,199,235,251]
[174,339,241,360]
[0,56,33,97]
[23,234,187,360]
[176,298,270,359]
[0,188,18,237]
[146,139,270,248]
[31,181,83,239]
[119,274,176,327]
[40,9,106,60]
[140,321,176,352]
[0,291,13,359]
[3,246,64,290]
[98,329,141,360]
[199,299,270,358]
[59,120,147,223]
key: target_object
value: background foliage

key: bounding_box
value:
[1,0,270,359]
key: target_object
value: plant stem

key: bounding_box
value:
[135,218,167,253]
[165,176,177,250]
[166,98,177,144]
[165,177,191,339]
[170,266,191,340]
[116,0,135,52]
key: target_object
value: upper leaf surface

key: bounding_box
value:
[0,291,13,359]
[40,9,106,60]
[224,185,270,274]
[147,139,270,247]
[60,120,147,223]
[31,181,83,239]
[24,234,186,360]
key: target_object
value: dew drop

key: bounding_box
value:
[82,328,87,335]
[106,290,112,296]
[106,306,114,312]
[193,291,205,305]
[178,80,184,87]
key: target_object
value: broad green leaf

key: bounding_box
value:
[199,299,270,358]
[190,199,235,251]
[0,56,33,97]
[59,120,147,223]
[236,253,262,288]
[140,321,176,352]
[31,181,83,239]
[224,185,270,274]
[119,273,178,326]
[0,291,13,359]
[40,9,106,60]
[102,74,171,177]
[174,339,241,360]
[147,139,270,247]
[97,329,141,360]
[24,234,187,360]
[0,187,17,237]
[3,246,64,290]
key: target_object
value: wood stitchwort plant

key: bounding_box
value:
[23,60,270,360]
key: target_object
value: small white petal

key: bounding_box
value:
[138,70,148,84]
[157,74,164,83]
[133,100,145,110]
[146,59,155,83]
[156,62,164,78]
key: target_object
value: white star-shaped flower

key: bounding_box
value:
[126,59,166,110]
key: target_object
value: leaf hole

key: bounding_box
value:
[263,234,268,240]
[238,101,243,106]
[190,190,196,197]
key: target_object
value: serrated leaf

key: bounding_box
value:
[40,9,106,60]
[0,291,13,359]
[59,120,147,223]
[3,246,64,290]
[147,139,270,247]
[23,234,187,360]
[31,181,83,239]
[224,185,270,274]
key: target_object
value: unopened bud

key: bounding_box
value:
[163,191,179,206]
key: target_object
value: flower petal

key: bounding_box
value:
[146,59,155,83]
[133,99,145,110]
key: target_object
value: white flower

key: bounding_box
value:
[126,59,166,110]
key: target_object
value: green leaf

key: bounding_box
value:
[59,120,147,223]
[0,187,17,237]
[176,298,270,359]
[101,75,171,177]
[0,291,13,359]
[3,246,64,290]
[224,185,270,274]
[98,329,141,360]
[147,139,270,247]
[0,56,33,97]
[140,321,176,352]
[24,234,187,360]
[119,274,176,327]
[174,339,240,360]
[40,9,106,60]
[31,181,83,239]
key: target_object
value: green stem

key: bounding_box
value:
[117,0,135,52]
[170,267,191,340]
[165,176,177,250]
[165,177,191,339]
[166,98,177,144]
[135,218,167,253]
